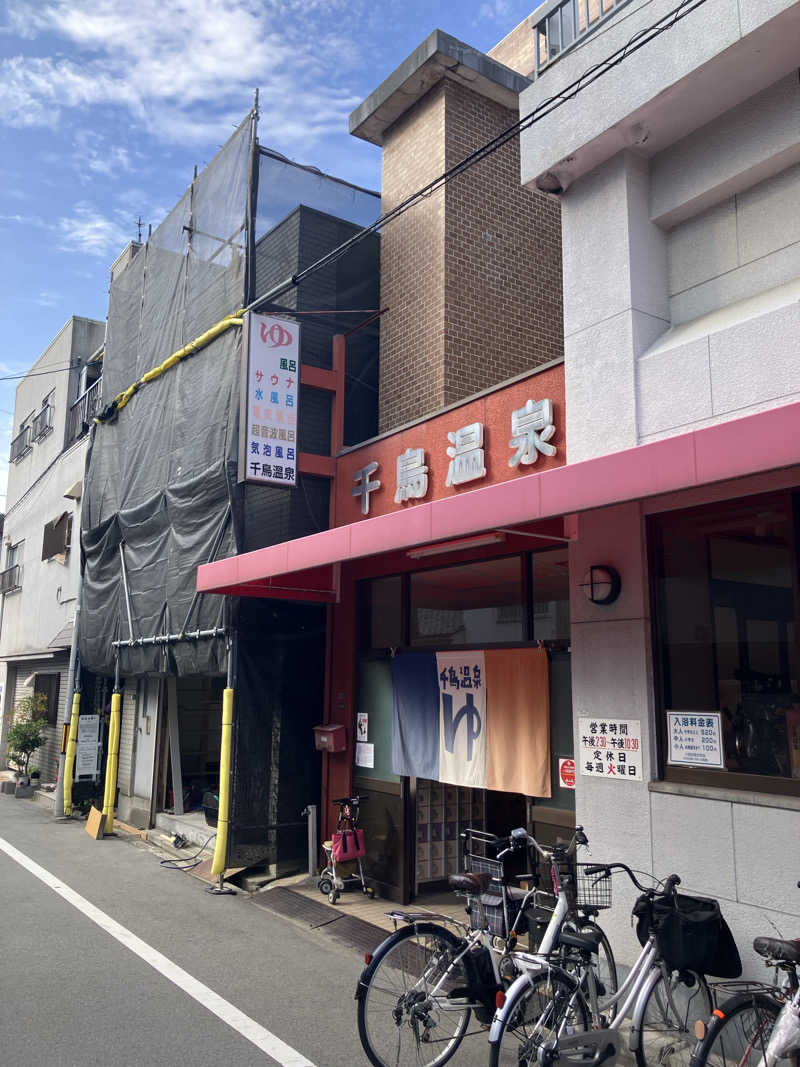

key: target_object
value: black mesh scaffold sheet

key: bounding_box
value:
[80,119,251,677]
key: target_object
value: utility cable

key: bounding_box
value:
[247,0,711,313]
[93,0,709,423]
[159,832,217,871]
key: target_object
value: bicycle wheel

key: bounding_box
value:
[691,992,785,1067]
[356,922,472,1067]
[561,919,619,1020]
[636,967,712,1067]
[489,967,590,1067]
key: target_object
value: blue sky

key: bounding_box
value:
[0,0,539,508]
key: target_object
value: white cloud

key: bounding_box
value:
[0,211,49,228]
[0,0,365,146]
[57,202,132,256]
[478,0,513,21]
[31,290,63,307]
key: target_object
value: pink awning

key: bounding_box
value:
[198,399,800,600]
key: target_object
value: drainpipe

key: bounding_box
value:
[54,591,81,818]
[209,630,236,895]
[101,655,122,834]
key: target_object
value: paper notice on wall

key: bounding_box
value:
[355,742,374,768]
[578,717,642,782]
[667,711,724,768]
[357,712,368,742]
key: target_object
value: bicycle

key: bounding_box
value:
[690,882,800,1067]
[355,825,616,1067]
[489,863,733,1067]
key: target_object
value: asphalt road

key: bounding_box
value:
[0,798,493,1067]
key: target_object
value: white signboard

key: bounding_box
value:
[579,717,642,782]
[75,743,101,779]
[243,312,300,487]
[667,712,724,768]
[355,742,374,769]
[77,714,99,744]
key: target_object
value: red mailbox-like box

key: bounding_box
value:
[313,723,346,752]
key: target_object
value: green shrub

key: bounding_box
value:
[6,693,48,776]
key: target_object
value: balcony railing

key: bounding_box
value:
[9,426,32,464]
[67,378,102,446]
[32,403,54,442]
[533,0,633,73]
[0,565,20,594]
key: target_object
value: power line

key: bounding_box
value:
[247,0,710,313]
[0,362,80,384]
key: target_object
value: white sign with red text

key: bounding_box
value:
[578,717,642,782]
[244,313,300,487]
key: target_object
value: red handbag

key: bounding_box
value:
[332,828,366,862]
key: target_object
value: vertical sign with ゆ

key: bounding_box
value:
[241,312,300,487]
[436,652,487,789]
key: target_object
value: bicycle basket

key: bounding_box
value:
[575,865,612,910]
[633,892,742,978]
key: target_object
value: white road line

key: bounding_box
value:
[0,834,315,1067]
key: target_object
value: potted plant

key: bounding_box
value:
[29,766,41,787]
[5,693,48,786]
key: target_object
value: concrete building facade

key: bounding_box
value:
[0,315,105,783]
[519,0,800,965]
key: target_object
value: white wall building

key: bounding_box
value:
[519,0,800,971]
[0,315,105,782]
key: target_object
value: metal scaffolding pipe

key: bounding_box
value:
[119,543,135,643]
[111,627,226,649]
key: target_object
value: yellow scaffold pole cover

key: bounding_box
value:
[210,687,234,877]
[102,691,122,834]
[95,311,244,424]
[63,692,81,816]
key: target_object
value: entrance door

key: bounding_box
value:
[133,678,160,806]
[529,649,576,846]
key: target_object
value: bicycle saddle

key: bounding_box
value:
[753,937,800,964]
[448,872,491,893]
[559,926,603,953]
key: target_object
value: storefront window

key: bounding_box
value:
[533,548,570,645]
[409,556,525,646]
[652,491,800,792]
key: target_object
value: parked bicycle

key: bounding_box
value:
[489,862,741,1067]
[690,880,800,1067]
[355,825,616,1067]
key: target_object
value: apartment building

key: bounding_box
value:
[0,315,105,784]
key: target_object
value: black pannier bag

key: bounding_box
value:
[633,892,741,978]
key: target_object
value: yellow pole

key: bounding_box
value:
[210,687,234,877]
[102,691,122,834]
[63,692,81,816]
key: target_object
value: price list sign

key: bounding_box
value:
[241,312,300,487]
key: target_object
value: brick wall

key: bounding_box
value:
[488,16,536,76]
[378,79,562,432]
[379,83,448,433]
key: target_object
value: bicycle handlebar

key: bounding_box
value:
[496,825,587,862]
[584,862,681,896]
